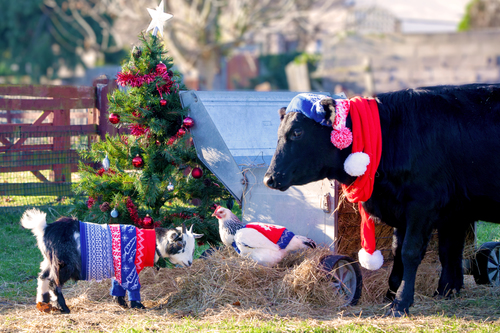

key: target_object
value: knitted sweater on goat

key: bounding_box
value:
[79,222,156,291]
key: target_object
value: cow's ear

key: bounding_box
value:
[320,97,336,124]
[278,107,287,121]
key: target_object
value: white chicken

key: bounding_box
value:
[212,206,316,266]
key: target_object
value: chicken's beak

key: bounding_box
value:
[211,212,217,218]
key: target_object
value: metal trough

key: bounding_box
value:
[180,90,363,305]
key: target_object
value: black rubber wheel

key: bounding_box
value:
[472,241,500,286]
[320,254,363,306]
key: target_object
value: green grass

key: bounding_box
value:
[0,211,40,301]
[476,221,500,245]
[104,317,500,332]
[0,171,81,207]
[0,207,72,301]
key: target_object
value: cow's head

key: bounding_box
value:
[264,95,355,191]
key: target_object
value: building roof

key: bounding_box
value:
[352,0,471,33]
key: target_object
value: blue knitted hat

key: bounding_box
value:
[285,93,331,126]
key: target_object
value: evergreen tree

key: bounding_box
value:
[72,33,232,245]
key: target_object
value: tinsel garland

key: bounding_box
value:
[87,197,96,209]
[129,124,150,137]
[126,197,141,225]
[125,197,159,229]
[97,168,117,176]
[116,67,173,90]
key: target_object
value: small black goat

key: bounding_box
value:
[21,208,202,313]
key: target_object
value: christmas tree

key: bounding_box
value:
[72,30,233,245]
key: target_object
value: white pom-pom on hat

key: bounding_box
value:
[344,152,370,177]
[358,248,384,270]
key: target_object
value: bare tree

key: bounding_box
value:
[42,0,157,67]
[44,0,345,88]
[163,0,345,90]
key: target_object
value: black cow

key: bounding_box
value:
[264,84,500,316]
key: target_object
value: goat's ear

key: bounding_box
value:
[320,97,336,124]
[278,107,286,121]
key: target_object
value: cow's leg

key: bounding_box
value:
[436,221,469,297]
[386,227,405,301]
[389,212,435,316]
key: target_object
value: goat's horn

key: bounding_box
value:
[182,222,186,234]
[189,224,194,233]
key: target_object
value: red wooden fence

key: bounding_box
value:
[0,75,118,201]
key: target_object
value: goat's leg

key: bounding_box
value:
[128,289,145,309]
[49,280,70,313]
[37,266,51,304]
[110,279,129,309]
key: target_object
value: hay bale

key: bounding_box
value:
[336,191,445,263]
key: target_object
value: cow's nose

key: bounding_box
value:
[264,175,275,188]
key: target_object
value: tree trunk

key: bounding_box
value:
[196,49,220,90]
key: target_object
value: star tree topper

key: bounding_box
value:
[146,0,173,37]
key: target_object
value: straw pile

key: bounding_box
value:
[74,246,349,317]
[50,191,472,318]
[65,243,446,319]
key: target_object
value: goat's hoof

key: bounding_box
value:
[114,296,128,309]
[130,301,146,309]
[36,302,69,314]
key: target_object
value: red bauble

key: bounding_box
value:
[142,214,153,226]
[132,155,144,168]
[109,113,120,124]
[177,128,186,136]
[160,99,167,106]
[191,167,203,179]
[183,117,194,129]
[156,62,167,74]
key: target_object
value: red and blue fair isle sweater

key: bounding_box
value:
[79,222,156,291]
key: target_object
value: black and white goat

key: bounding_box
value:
[21,208,202,313]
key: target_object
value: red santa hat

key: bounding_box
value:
[285,94,384,270]
[330,99,372,178]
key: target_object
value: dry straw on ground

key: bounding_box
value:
[1,245,499,332]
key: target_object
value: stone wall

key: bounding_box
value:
[316,29,500,96]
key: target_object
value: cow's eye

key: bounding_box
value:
[291,128,303,140]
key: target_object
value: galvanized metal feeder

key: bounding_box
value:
[180,90,363,305]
